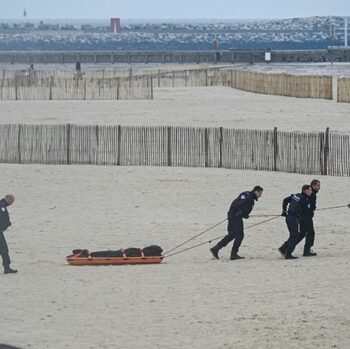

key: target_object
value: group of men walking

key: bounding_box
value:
[210,180,321,260]
[0,179,324,275]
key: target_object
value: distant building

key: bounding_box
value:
[111,18,121,33]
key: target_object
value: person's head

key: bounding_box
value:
[4,194,15,206]
[252,185,264,199]
[310,179,320,193]
[302,185,312,196]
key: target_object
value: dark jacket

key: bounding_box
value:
[0,198,11,232]
[227,191,257,220]
[304,190,317,218]
[282,193,310,218]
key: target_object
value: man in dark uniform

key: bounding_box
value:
[210,185,263,260]
[0,194,17,274]
[278,185,312,259]
[75,60,81,72]
[298,179,320,256]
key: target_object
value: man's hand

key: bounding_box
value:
[281,211,287,217]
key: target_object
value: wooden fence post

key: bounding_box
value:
[273,127,278,171]
[49,76,53,100]
[324,127,330,176]
[320,132,325,175]
[83,81,87,100]
[129,68,133,88]
[150,77,153,100]
[66,124,71,165]
[219,127,223,168]
[15,77,18,101]
[18,124,22,164]
[117,125,121,166]
[95,125,99,164]
[167,126,172,166]
[204,128,209,167]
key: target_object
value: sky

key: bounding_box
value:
[0,0,349,19]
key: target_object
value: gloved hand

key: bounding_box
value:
[281,211,287,217]
[243,214,249,219]
[347,203,350,208]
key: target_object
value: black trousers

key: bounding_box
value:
[284,216,300,254]
[297,217,315,251]
[0,230,11,267]
[216,218,244,254]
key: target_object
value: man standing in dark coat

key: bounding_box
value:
[0,194,17,274]
[210,186,263,260]
[279,185,312,259]
[299,179,320,256]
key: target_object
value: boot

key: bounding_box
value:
[210,245,220,259]
[230,251,245,260]
[4,266,18,274]
[303,249,317,257]
[278,245,286,257]
[285,253,298,260]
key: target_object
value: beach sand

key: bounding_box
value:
[0,164,349,349]
[0,86,349,132]
[0,64,349,349]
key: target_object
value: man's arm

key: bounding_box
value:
[0,208,11,231]
[282,195,292,215]
[235,194,254,218]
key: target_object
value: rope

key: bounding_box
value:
[316,204,350,211]
[250,204,350,217]
[163,218,227,256]
[250,214,281,217]
[164,215,280,258]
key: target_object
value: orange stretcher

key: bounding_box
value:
[66,253,164,266]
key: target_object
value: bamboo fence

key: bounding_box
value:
[337,77,350,102]
[1,67,342,100]
[0,124,348,176]
[232,70,333,99]
[0,75,153,100]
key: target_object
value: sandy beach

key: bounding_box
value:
[0,63,349,349]
[0,164,349,349]
[1,85,349,132]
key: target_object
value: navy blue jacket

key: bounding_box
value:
[282,193,310,218]
[0,198,11,232]
[304,190,317,218]
[227,191,257,220]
